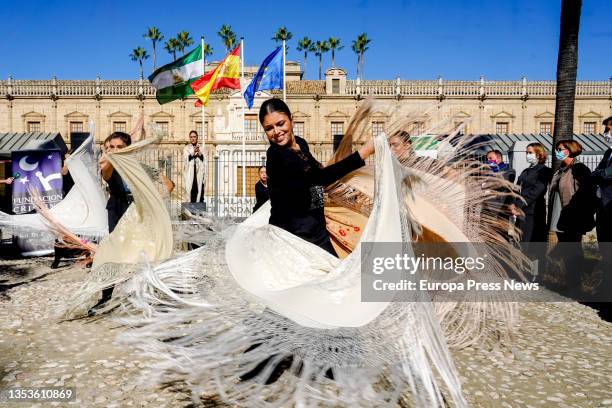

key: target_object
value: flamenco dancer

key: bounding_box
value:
[120,98,478,407]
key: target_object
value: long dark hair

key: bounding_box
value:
[258,98,292,125]
[108,131,132,146]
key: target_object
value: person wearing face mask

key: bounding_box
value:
[485,150,516,183]
[510,143,552,243]
[548,140,597,240]
[547,140,597,293]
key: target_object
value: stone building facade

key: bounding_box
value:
[1,67,611,204]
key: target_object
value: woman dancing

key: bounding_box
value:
[261,98,374,255]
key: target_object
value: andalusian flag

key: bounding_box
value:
[148,45,203,105]
[191,45,241,107]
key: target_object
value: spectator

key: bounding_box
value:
[592,116,612,244]
[183,130,206,203]
[486,149,516,182]
[548,140,597,293]
[253,166,269,212]
[510,143,553,242]
[548,140,596,241]
[483,150,516,230]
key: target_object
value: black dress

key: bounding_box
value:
[106,169,132,233]
[266,136,365,256]
[515,163,552,242]
[253,180,269,212]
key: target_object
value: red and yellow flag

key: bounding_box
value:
[191,45,241,107]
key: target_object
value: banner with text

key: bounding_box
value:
[11,149,63,214]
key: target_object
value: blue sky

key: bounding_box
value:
[0,0,610,80]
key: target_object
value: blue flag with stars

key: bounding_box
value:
[244,47,284,109]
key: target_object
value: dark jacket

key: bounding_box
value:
[253,180,269,212]
[515,163,552,242]
[549,161,597,235]
[266,136,365,253]
[592,148,612,207]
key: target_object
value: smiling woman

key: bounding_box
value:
[260,98,375,256]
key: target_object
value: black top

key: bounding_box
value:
[516,163,552,215]
[266,136,365,251]
[253,180,269,212]
[106,170,131,214]
[593,148,612,207]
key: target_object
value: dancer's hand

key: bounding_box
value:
[99,155,113,181]
[358,138,375,160]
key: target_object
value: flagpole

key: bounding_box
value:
[240,37,246,199]
[200,36,206,150]
[282,40,286,102]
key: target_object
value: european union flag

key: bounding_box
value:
[244,47,284,109]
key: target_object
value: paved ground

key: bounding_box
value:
[1,257,611,407]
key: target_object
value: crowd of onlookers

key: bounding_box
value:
[501,116,612,250]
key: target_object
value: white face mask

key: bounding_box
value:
[526,153,538,165]
[605,134,612,148]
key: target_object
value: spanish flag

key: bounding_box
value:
[191,45,241,107]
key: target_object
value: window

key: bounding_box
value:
[583,121,596,134]
[293,121,305,138]
[372,121,385,137]
[113,121,127,132]
[155,121,169,133]
[331,122,344,138]
[245,116,258,134]
[496,122,509,135]
[70,121,84,133]
[236,165,261,197]
[413,121,425,135]
[454,121,466,135]
[195,121,209,139]
[332,78,340,94]
[540,122,552,134]
[27,121,41,132]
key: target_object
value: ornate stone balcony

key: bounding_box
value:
[1,76,611,99]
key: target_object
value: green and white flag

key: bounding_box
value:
[148,45,203,104]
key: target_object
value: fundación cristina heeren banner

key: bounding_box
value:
[11,149,63,214]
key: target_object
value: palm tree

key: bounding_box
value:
[328,37,344,68]
[272,26,293,53]
[297,37,314,79]
[552,0,582,171]
[352,33,371,80]
[218,24,237,53]
[313,40,330,80]
[143,26,164,70]
[203,43,214,70]
[129,47,150,79]
[163,38,180,61]
[176,31,194,55]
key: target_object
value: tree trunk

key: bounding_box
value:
[332,50,335,67]
[319,54,323,80]
[552,0,582,171]
[139,61,143,79]
[173,50,176,61]
[152,43,157,71]
[303,51,307,79]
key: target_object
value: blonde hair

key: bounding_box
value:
[527,142,547,164]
